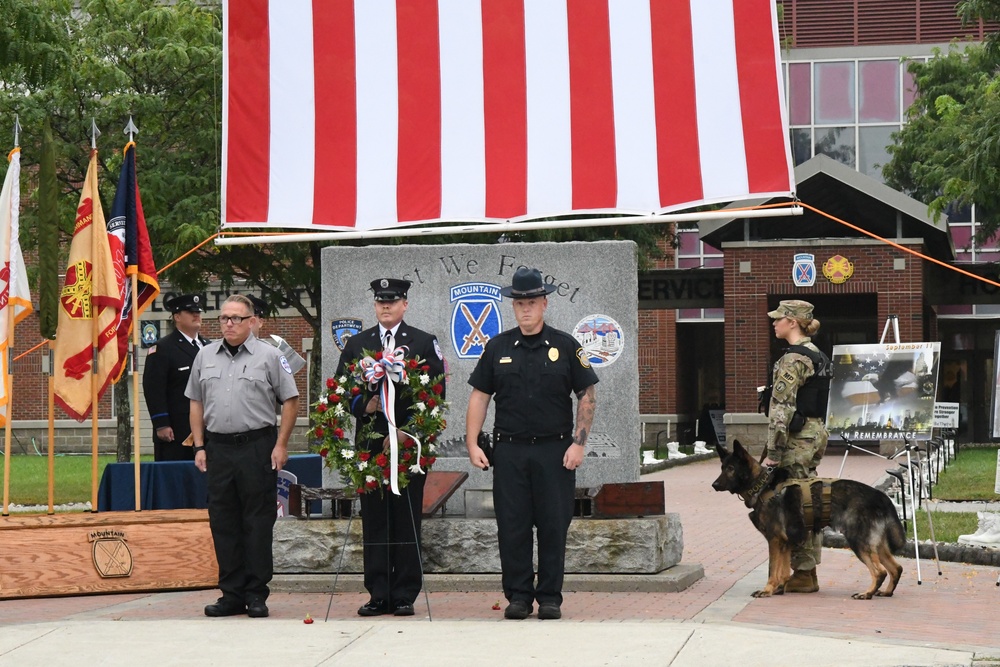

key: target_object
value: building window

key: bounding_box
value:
[676,228,723,322]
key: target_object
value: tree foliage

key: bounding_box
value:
[884,1,1000,240]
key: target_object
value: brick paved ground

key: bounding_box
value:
[2,445,998,657]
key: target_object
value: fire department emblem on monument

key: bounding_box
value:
[90,529,133,578]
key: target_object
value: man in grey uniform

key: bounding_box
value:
[187,294,299,618]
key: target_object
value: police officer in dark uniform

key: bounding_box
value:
[142,294,209,461]
[337,278,446,618]
[465,267,598,621]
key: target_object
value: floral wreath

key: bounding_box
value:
[309,346,447,495]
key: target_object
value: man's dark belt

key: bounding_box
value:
[206,425,275,445]
[494,432,570,445]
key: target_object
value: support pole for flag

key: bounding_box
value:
[90,120,101,513]
[132,272,141,511]
[2,318,11,516]
[3,306,16,515]
[47,342,55,514]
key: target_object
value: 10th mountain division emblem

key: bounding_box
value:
[90,529,133,578]
[450,282,502,359]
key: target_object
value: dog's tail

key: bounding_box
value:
[886,506,906,553]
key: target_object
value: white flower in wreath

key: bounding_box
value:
[415,402,426,412]
[334,404,345,416]
[338,375,348,384]
[319,394,328,405]
[430,406,439,417]
[357,462,367,471]
[335,385,346,395]
[340,448,354,460]
[427,442,437,453]
[419,374,430,386]
[365,475,377,485]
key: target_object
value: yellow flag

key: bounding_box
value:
[53,150,122,421]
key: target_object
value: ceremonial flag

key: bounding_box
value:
[0,147,33,426]
[221,0,793,230]
[53,151,122,421]
[107,142,160,381]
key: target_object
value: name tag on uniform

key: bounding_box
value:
[178,366,190,371]
[499,357,512,364]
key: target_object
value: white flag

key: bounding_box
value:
[0,147,34,426]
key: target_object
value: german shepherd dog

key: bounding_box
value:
[712,440,905,599]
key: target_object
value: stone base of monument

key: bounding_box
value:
[273,513,699,591]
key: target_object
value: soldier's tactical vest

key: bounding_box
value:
[759,344,832,420]
[787,344,832,418]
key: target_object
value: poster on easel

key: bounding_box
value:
[826,342,941,441]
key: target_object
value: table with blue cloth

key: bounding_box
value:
[97,454,323,512]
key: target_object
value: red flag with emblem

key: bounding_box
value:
[53,150,122,421]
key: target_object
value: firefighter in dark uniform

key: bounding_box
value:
[142,294,209,461]
[247,294,306,374]
[187,294,299,618]
[465,267,598,621]
[337,278,446,618]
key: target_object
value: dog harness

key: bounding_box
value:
[775,478,836,531]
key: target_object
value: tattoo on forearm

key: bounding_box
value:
[574,385,596,446]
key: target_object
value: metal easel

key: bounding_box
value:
[838,315,941,583]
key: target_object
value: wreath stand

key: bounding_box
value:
[323,488,432,622]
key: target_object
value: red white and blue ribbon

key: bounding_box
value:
[360,346,423,495]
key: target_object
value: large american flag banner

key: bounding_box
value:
[222,0,793,231]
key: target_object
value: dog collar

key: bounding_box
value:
[741,466,775,508]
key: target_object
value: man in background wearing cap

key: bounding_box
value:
[336,278,446,617]
[143,294,210,461]
[763,299,831,593]
[465,267,598,621]
[247,294,306,375]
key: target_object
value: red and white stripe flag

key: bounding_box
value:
[222,0,793,230]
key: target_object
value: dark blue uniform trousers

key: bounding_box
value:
[493,440,576,606]
[359,472,426,605]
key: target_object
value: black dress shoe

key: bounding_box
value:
[204,598,245,617]
[393,601,414,616]
[503,600,531,620]
[357,600,389,617]
[537,603,561,620]
[246,599,269,618]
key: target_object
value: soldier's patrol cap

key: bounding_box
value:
[164,294,203,314]
[370,278,411,302]
[768,299,814,321]
[247,294,268,317]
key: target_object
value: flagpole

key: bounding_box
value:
[124,120,143,511]
[132,272,141,511]
[47,342,55,514]
[1,315,12,516]
[90,121,101,512]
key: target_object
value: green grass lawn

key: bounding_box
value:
[897,447,999,543]
[2,454,151,506]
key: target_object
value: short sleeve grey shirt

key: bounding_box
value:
[185,334,299,433]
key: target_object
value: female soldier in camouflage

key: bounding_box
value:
[763,300,831,593]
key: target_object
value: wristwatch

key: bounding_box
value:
[193,445,206,456]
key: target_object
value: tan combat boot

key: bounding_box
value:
[784,568,819,593]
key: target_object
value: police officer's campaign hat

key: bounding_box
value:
[768,299,814,321]
[370,278,411,302]
[500,267,557,298]
[247,294,268,317]
[164,294,203,314]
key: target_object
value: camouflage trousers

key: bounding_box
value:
[778,418,829,571]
